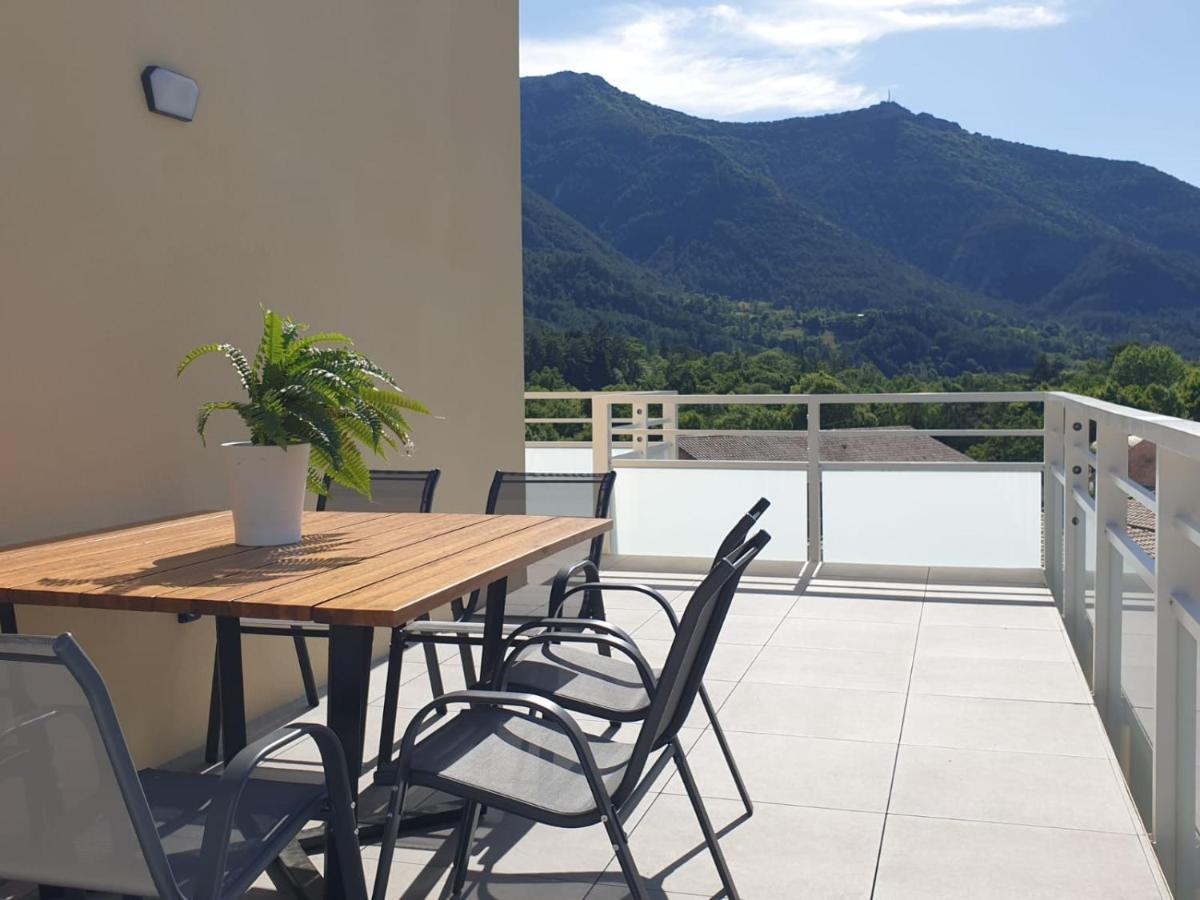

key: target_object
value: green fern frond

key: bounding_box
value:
[367,388,432,416]
[177,343,224,376]
[195,400,244,444]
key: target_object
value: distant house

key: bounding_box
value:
[1127,438,1157,556]
[677,427,969,463]
[1128,438,1156,490]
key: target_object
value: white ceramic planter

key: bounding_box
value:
[222,441,311,546]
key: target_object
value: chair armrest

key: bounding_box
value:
[503,616,639,647]
[548,558,601,616]
[193,723,366,900]
[560,582,680,628]
[496,631,657,694]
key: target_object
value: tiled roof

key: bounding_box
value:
[1127,498,1156,558]
[677,427,969,463]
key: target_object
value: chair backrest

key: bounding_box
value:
[485,471,615,564]
[712,497,770,565]
[316,468,441,513]
[0,633,179,898]
[613,530,770,806]
[477,471,616,616]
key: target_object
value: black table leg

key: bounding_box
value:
[327,624,375,778]
[477,577,509,687]
[325,624,375,895]
[0,602,16,634]
[215,616,247,765]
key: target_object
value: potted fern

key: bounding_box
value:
[178,309,429,546]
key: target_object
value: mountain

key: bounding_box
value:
[520,72,1200,373]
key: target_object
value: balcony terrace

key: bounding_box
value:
[2,388,1191,899]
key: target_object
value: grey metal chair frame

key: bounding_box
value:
[0,632,367,900]
[375,470,616,773]
[501,498,771,816]
[372,530,771,900]
[204,468,441,765]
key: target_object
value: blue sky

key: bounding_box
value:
[521,1,1200,187]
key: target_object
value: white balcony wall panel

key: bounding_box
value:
[823,471,1042,568]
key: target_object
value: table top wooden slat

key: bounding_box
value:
[95,513,466,605]
[0,511,370,589]
[229,515,553,619]
[312,515,611,627]
[0,511,611,625]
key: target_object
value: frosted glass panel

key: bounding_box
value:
[525,446,594,473]
[611,467,806,561]
[823,471,1041,567]
[524,446,638,473]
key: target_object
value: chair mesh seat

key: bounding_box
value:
[141,770,326,896]
[505,645,651,718]
[409,708,632,820]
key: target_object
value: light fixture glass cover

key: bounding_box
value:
[141,66,199,122]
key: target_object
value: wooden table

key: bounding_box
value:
[0,510,611,893]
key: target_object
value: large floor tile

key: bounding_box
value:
[745,645,913,692]
[901,693,1108,757]
[374,859,598,900]
[705,642,763,681]
[814,563,929,584]
[585,882,709,899]
[720,681,907,743]
[635,612,779,645]
[615,795,883,899]
[889,745,1140,833]
[724,590,800,618]
[681,679,736,730]
[874,815,1164,899]
[662,730,896,813]
[788,592,923,624]
[463,811,618,879]
[919,595,1063,629]
[916,623,1072,662]
[909,655,1091,703]
[770,618,918,654]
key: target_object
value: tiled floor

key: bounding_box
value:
[4,567,1160,899]
[237,565,1169,899]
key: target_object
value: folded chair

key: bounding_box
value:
[373,529,771,900]
[205,468,441,764]
[0,633,366,900]
[500,497,771,816]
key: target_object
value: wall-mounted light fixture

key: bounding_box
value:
[141,65,199,122]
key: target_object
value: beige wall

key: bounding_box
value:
[0,0,523,765]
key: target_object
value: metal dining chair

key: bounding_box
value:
[376,470,616,770]
[204,468,441,764]
[372,530,771,900]
[0,632,366,900]
[500,497,771,817]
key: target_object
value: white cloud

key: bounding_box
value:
[520,1,1069,119]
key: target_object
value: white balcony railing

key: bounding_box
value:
[525,388,1200,893]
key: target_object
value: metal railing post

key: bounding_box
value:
[590,394,616,553]
[1092,422,1128,725]
[661,400,678,460]
[1062,408,1090,645]
[1153,447,1200,889]
[631,400,648,459]
[1043,399,1065,605]
[590,393,613,474]
[807,398,822,564]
